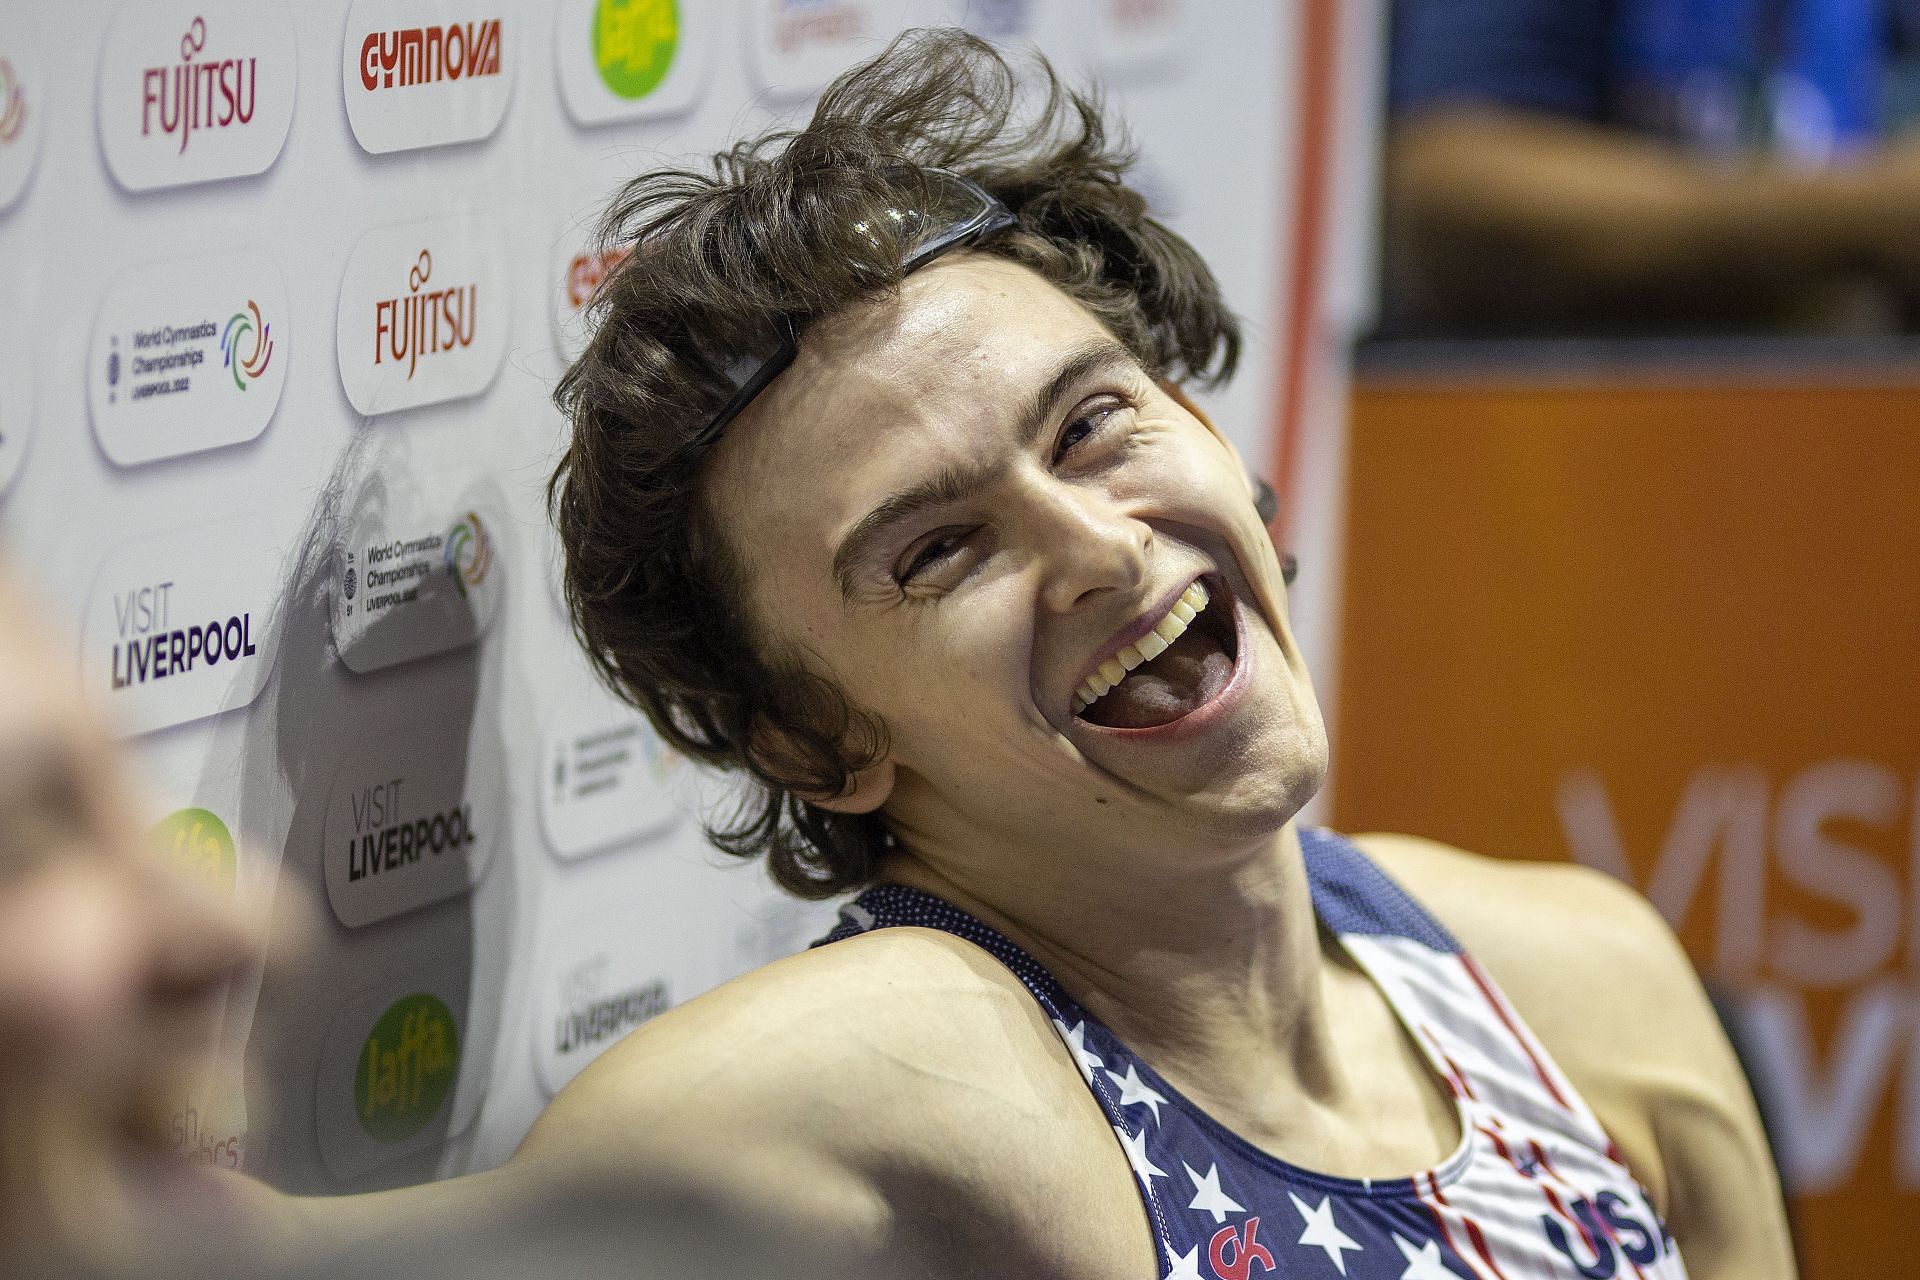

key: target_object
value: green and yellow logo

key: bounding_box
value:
[355,993,459,1143]
[593,0,678,100]
[151,807,237,891]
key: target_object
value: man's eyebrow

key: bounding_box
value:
[831,338,1142,602]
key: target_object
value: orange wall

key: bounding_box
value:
[1334,370,1920,1275]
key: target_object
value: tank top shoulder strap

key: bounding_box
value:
[815,883,1080,1020]
[1298,828,1620,1155]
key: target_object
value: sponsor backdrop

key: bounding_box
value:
[0,0,1361,1193]
[1334,369,1920,1275]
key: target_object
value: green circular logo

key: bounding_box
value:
[593,0,678,100]
[151,807,237,891]
[355,993,459,1144]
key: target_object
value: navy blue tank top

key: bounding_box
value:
[815,828,1686,1280]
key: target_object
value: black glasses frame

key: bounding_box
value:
[696,168,1020,446]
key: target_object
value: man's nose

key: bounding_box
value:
[1031,483,1152,614]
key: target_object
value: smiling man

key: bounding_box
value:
[528,29,1796,1280]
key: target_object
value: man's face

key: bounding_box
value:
[706,256,1327,879]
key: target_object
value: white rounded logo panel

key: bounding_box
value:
[538,705,682,861]
[82,516,281,738]
[336,215,511,416]
[89,248,289,467]
[554,0,711,125]
[322,720,504,928]
[531,893,696,1096]
[331,482,506,675]
[1091,0,1189,76]
[0,19,47,213]
[343,0,517,154]
[97,0,297,192]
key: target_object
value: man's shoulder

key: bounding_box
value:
[1350,831,1681,981]
[522,922,1081,1160]
[517,922,1135,1273]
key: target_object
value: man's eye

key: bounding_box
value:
[897,531,968,583]
[1055,401,1122,461]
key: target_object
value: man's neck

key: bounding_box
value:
[877,820,1352,1116]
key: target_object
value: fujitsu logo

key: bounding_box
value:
[141,17,258,155]
[359,19,503,92]
[374,250,476,381]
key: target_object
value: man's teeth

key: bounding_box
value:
[1072,581,1210,715]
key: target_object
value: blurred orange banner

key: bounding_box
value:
[1334,363,1920,1276]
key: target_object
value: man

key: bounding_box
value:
[527,27,1795,1280]
[1,29,1792,1280]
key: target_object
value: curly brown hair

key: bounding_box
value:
[550,28,1240,899]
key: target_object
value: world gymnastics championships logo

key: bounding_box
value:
[220,299,273,390]
[444,511,493,597]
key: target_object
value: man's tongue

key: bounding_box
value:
[1081,621,1233,729]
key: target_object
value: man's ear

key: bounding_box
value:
[807,757,896,814]
[746,721,897,815]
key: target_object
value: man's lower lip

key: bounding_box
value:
[1076,578,1249,741]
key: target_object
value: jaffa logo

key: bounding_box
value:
[0,58,25,143]
[443,511,492,597]
[220,299,273,390]
[151,807,237,891]
[594,0,677,99]
[355,993,458,1143]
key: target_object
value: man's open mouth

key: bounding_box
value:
[1071,576,1240,730]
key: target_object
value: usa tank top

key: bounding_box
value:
[814,827,1689,1280]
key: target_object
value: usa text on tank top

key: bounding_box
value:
[815,827,1688,1280]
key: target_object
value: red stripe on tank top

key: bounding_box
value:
[1458,953,1573,1110]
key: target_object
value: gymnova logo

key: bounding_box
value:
[332,485,505,674]
[88,248,289,466]
[151,807,238,891]
[355,993,458,1143]
[555,0,707,124]
[336,217,509,416]
[321,719,503,928]
[97,1,296,192]
[0,29,46,213]
[343,0,515,154]
[82,515,280,737]
[443,511,493,597]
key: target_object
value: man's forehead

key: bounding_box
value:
[734,256,1109,464]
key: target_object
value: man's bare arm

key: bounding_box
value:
[1386,105,1919,331]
